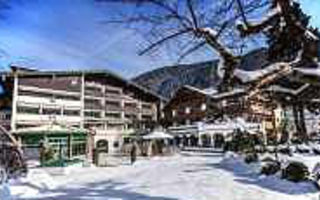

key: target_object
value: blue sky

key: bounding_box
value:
[0,0,319,78]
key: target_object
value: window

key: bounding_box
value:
[172,110,176,117]
[113,141,119,148]
[107,124,123,130]
[72,137,87,157]
[142,104,152,109]
[43,108,61,115]
[185,107,190,114]
[105,89,120,95]
[19,90,52,98]
[201,103,207,111]
[142,115,152,121]
[17,106,39,114]
[63,110,80,116]
[85,111,101,118]
[105,101,121,107]
[105,113,121,119]
[125,114,137,120]
[55,94,80,101]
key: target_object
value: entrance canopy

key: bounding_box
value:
[143,130,174,140]
[13,124,88,135]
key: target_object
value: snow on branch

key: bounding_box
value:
[237,6,281,37]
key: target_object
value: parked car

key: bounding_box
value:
[0,126,27,184]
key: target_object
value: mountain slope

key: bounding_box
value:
[133,48,268,98]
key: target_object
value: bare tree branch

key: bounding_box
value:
[187,0,198,29]
[139,28,193,55]
[235,0,249,26]
[178,41,206,62]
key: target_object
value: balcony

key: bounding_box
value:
[85,90,103,97]
[16,114,81,124]
[141,108,154,115]
[105,105,122,112]
[84,103,103,110]
[124,107,139,114]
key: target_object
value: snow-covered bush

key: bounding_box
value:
[266,146,276,153]
[40,144,56,164]
[278,146,292,156]
[282,161,310,182]
[261,155,276,163]
[311,144,320,155]
[244,153,258,164]
[311,163,320,188]
[261,161,281,176]
[254,145,264,153]
[296,144,311,154]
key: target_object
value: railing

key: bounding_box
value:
[105,105,122,112]
[124,107,139,113]
[84,103,103,110]
[141,108,154,115]
[85,90,103,97]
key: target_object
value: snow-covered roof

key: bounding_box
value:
[210,88,246,99]
[183,85,217,96]
[202,87,218,95]
[294,67,320,78]
[263,84,310,96]
[183,85,246,100]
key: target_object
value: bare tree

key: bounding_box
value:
[100,0,320,142]
[100,0,269,92]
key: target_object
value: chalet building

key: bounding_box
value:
[162,82,320,146]
[234,64,320,141]
[162,85,247,127]
[0,66,164,160]
[162,85,263,147]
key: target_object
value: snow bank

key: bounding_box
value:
[10,168,58,198]
[221,152,261,174]
[0,183,11,200]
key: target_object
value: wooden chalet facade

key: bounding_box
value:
[162,85,248,127]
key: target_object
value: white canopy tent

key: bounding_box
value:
[143,130,174,140]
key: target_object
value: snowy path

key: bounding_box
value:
[11,152,319,200]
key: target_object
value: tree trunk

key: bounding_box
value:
[298,104,308,143]
[292,104,300,137]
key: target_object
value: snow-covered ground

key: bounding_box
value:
[9,152,320,200]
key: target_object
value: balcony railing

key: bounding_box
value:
[105,105,122,112]
[124,107,139,113]
[85,90,103,97]
[141,108,154,115]
[84,103,103,110]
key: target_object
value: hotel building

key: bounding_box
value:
[0,66,163,159]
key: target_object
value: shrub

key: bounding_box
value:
[296,144,311,154]
[40,145,56,163]
[312,163,320,188]
[313,148,320,155]
[282,161,310,182]
[266,146,276,153]
[261,156,275,163]
[244,153,258,164]
[278,147,292,155]
[261,161,281,176]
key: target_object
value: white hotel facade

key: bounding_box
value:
[0,67,163,158]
